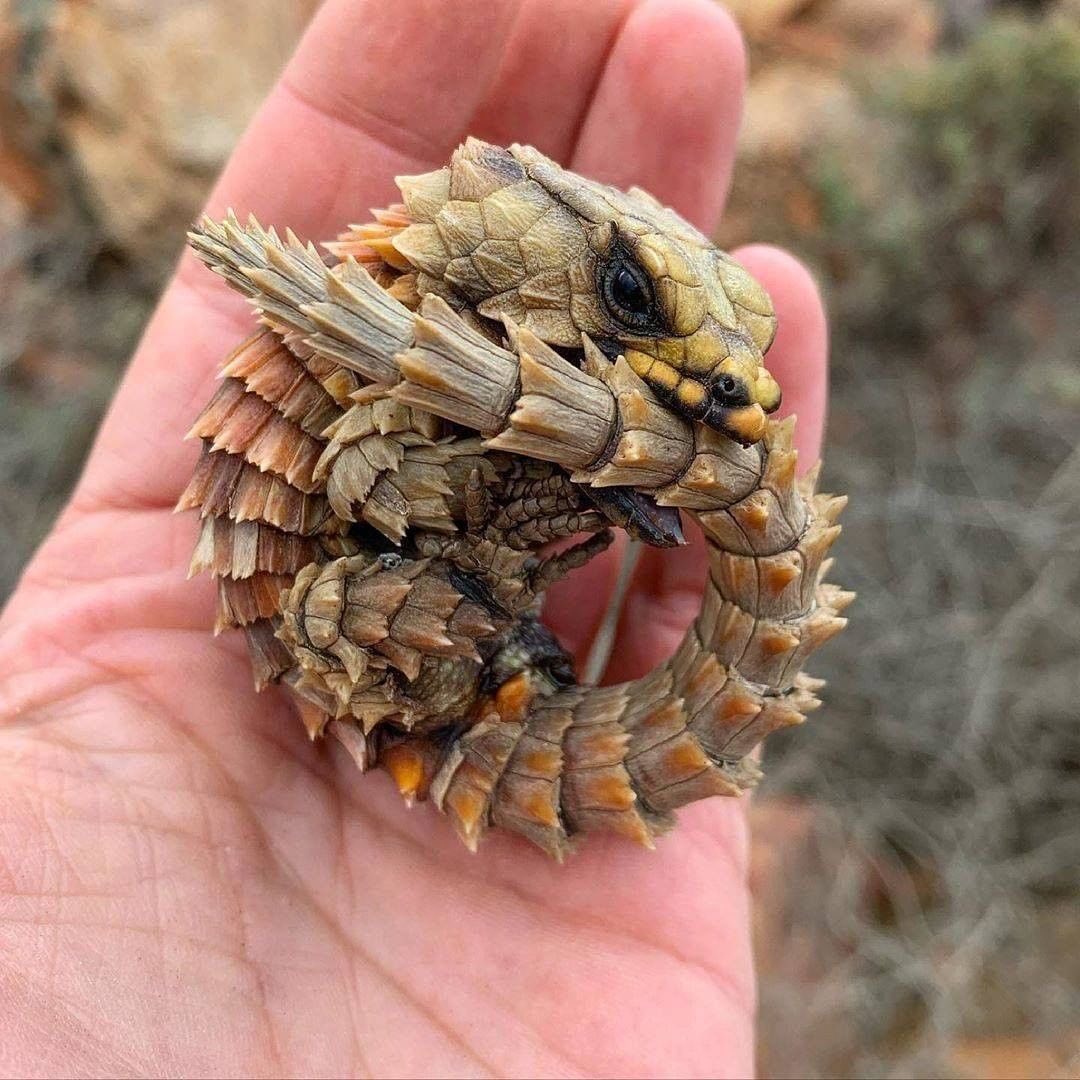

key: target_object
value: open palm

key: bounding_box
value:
[0,2,829,1076]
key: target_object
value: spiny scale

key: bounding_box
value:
[180,137,851,859]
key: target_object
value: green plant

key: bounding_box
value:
[818,15,1080,347]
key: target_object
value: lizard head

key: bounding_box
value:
[393,138,781,447]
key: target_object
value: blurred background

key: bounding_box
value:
[1,1,1077,1076]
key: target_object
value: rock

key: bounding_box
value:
[948,1035,1077,1079]
[718,64,857,247]
[724,0,938,56]
[717,0,939,249]
[722,0,815,39]
[40,0,318,275]
[811,0,939,59]
[0,1,52,226]
[741,63,854,159]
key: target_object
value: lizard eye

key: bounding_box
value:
[601,257,656,330]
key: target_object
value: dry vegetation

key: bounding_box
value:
[755,13,1080,1077]
[1,2,1078,1078]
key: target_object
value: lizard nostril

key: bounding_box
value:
[714,374,749,406]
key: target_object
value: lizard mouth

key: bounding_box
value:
[583,486,685,548]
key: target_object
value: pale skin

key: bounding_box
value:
[0,1,829,1076]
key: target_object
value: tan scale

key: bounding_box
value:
[180,137,851,858]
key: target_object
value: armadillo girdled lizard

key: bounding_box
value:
[179,138,852,859]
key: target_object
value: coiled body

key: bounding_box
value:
[180,139,850,857]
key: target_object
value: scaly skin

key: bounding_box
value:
[179,138,851,858]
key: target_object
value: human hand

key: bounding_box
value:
[0,2,828,1076]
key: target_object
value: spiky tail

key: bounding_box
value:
[420,429,846,857]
